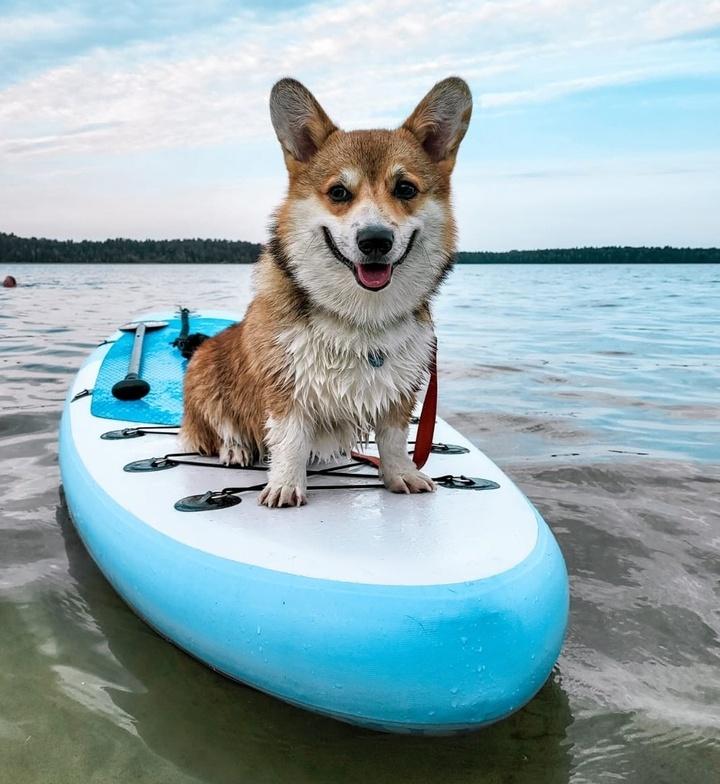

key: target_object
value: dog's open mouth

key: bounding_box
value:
[355,262,392,290]
[321,228,417,292]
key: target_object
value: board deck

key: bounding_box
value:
[69,314,539,585]
[91,316,234,425]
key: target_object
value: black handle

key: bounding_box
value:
[112,376,150,400]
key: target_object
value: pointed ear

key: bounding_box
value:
[270,78,338,165]
[402,77,472,167]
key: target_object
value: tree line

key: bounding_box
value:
[458,246,719,263]
[0,233,260,264]
[1,232,717,264]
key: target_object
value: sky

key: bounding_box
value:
[1,0,718,251]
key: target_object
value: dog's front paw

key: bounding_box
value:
[258,483,307,508]
[383,469,436,494]
[219,442,253,467]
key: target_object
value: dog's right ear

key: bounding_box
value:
[270,79,337,167]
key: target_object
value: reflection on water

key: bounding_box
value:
[1,264,719,782]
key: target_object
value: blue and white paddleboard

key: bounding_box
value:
[59,310,569,734]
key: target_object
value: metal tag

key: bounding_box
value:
[368,350,385,368]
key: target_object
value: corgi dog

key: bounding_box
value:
[181,76,472,507]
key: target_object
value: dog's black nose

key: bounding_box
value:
[357,226,394,258]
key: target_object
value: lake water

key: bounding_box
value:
[1,263,718,783]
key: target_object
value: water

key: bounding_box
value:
[1,263,718,783]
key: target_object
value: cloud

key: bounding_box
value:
[480,61,719,108]
[473,152,720,181]
[0,9,86,44]
[1,0,719,161]
[2,121,124,155]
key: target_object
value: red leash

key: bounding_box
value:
[411,342,437,469]
[352,341,438,470]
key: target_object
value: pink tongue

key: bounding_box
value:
[356,263,392,289]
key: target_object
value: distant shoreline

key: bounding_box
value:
[1,232,718,264]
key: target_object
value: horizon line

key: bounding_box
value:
[1,230,718,255]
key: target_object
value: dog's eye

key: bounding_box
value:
[328,184,352,203]
[393,180,418,200]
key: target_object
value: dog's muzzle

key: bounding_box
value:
[322,228,418,292]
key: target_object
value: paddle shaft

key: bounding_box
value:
[126,322,146,380]
[111,322,157,400]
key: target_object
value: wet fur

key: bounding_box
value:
[182,77,472,507]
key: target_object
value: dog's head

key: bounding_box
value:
[268,77,472,326]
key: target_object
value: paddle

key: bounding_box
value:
[111,321,168,400]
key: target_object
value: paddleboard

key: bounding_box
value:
[59,310,569,733]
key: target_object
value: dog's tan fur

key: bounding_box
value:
[182,77,472,507]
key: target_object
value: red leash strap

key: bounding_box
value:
[412,340,437,469]
[350,451,381,468]
[351,340,438,471]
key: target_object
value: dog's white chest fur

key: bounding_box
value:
[277,312,434,456]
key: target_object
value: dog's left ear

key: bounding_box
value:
[402,77,472,170]
[270,78,337,168]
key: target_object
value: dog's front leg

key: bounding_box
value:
[258,413,311,508]
[376,412,436,495]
